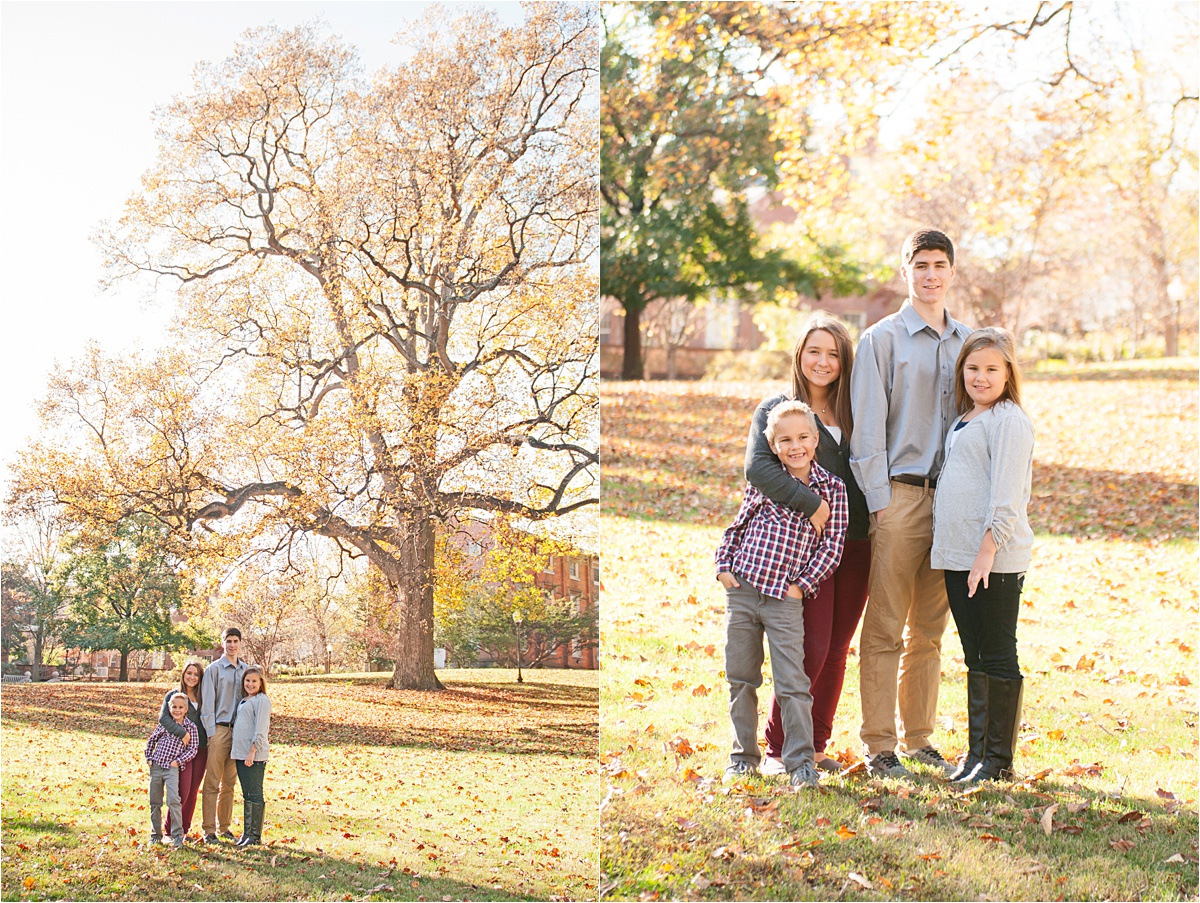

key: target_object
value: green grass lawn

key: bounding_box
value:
[600,364,1199,901]
[1,669,598,902]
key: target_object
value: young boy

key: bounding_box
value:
[716,400,848,788]
[850,228,973,778]
[145,691,200,849]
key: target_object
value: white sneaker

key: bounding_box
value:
[760,756,787,777]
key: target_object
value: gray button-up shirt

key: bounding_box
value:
[200,655,249,736]
[850,302,972,513]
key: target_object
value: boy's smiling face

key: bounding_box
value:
[769,413,819,479]
[169,696,189,723]
[902,248,955,307]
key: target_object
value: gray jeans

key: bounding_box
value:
[724,576,815,773]
[149,764,183,840]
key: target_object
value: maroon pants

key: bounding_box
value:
[765,539,871,756]
[167,746,207,836]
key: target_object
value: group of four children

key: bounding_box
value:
[717,228,1035,789]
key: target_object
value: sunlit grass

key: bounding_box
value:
[2,671,598,902]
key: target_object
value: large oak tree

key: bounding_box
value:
[10,6,599,690]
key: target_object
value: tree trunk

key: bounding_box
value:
[387,514,443,690]
[621,305,645,380]
[118,649,129,682]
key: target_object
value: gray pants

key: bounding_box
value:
[149,764,183,841]
[724,576,815,773]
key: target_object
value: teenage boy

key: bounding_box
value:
[145,692,199,849]
[850,228,973,779]
[200,627,249,842]
[716,401,848,789]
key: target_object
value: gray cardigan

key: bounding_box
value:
[931,400,1035,573]
[230,693,271,762]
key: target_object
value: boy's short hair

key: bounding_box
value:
[167,691,189,708]
[902,228,955,267]
[222,627,242,641]
[765,400,819,447]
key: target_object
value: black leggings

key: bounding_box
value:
[235,760,266,805]
[944,570,1023,680]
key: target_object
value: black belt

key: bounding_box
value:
[893,474,937,489]
[217,721,231,727]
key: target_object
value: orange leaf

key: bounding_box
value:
[691,684,709,697]
[835,825,857,840]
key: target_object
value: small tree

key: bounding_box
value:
[58,516,208,681]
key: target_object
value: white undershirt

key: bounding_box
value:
[825,425,843,444]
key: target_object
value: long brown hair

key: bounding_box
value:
[953,327,1023,414]
[790,312,855,440]
[179,661,204,705]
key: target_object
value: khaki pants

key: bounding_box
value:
[859,481,949,755]
[201,725,238,835]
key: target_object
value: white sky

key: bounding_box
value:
[0,0,527,477]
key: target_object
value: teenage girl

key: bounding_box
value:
[159,661,207,839]
[230,666,272,846]
[931,327,1035,783]
[745,312,872,774]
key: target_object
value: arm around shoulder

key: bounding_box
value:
[744,396,822,516]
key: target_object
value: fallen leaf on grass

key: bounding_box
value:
[666,736,694,757]
[711,846,735,860]
[847,872,873,889]
[1047,729,1066,741]
[919,852,941,861]
[681,767,703,783]
[840,761,867,777]
[1165,854,1185,863]
[1111,839,1136,852]
[1041,804,1058,836]
[1156,788,1176,800]
[979,833,1006,843]
[691,685,709,697]
[691,875,711,890]
[1116,810,1145,824]
[835,825,857,840]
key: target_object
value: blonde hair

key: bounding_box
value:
[765,400,819,446]
[954,327,1023,414]
[789,312,855,439]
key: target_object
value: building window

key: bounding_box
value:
[569,561,579,580]
[544,556,555,575]
[592,562,600,585]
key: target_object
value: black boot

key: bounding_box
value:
[236,800,254,847]
[966,675,1023,783]
[241,802,264,847]
[951,671,988,782]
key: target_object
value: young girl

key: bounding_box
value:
[745,312,872,775]
[230,666,271,846]
[931,328,1035,783]
[159,661,208,840]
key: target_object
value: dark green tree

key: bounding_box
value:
[601,3,803,380]
[58,516,209,681]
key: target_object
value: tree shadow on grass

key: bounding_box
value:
[601,773,1198,901]
[0,820,573,902]
[602,386,1197,539]
[0,680,597,757]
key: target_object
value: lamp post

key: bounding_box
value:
[512,609,524,684]
[325,643,333,675]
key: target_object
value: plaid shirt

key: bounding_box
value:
[715,461,849,600]
[145,719,199,769]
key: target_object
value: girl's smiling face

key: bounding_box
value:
[800,329,841,389]
[183,664,201,687]
[243,672,262,696]
[963,346,1009,409]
